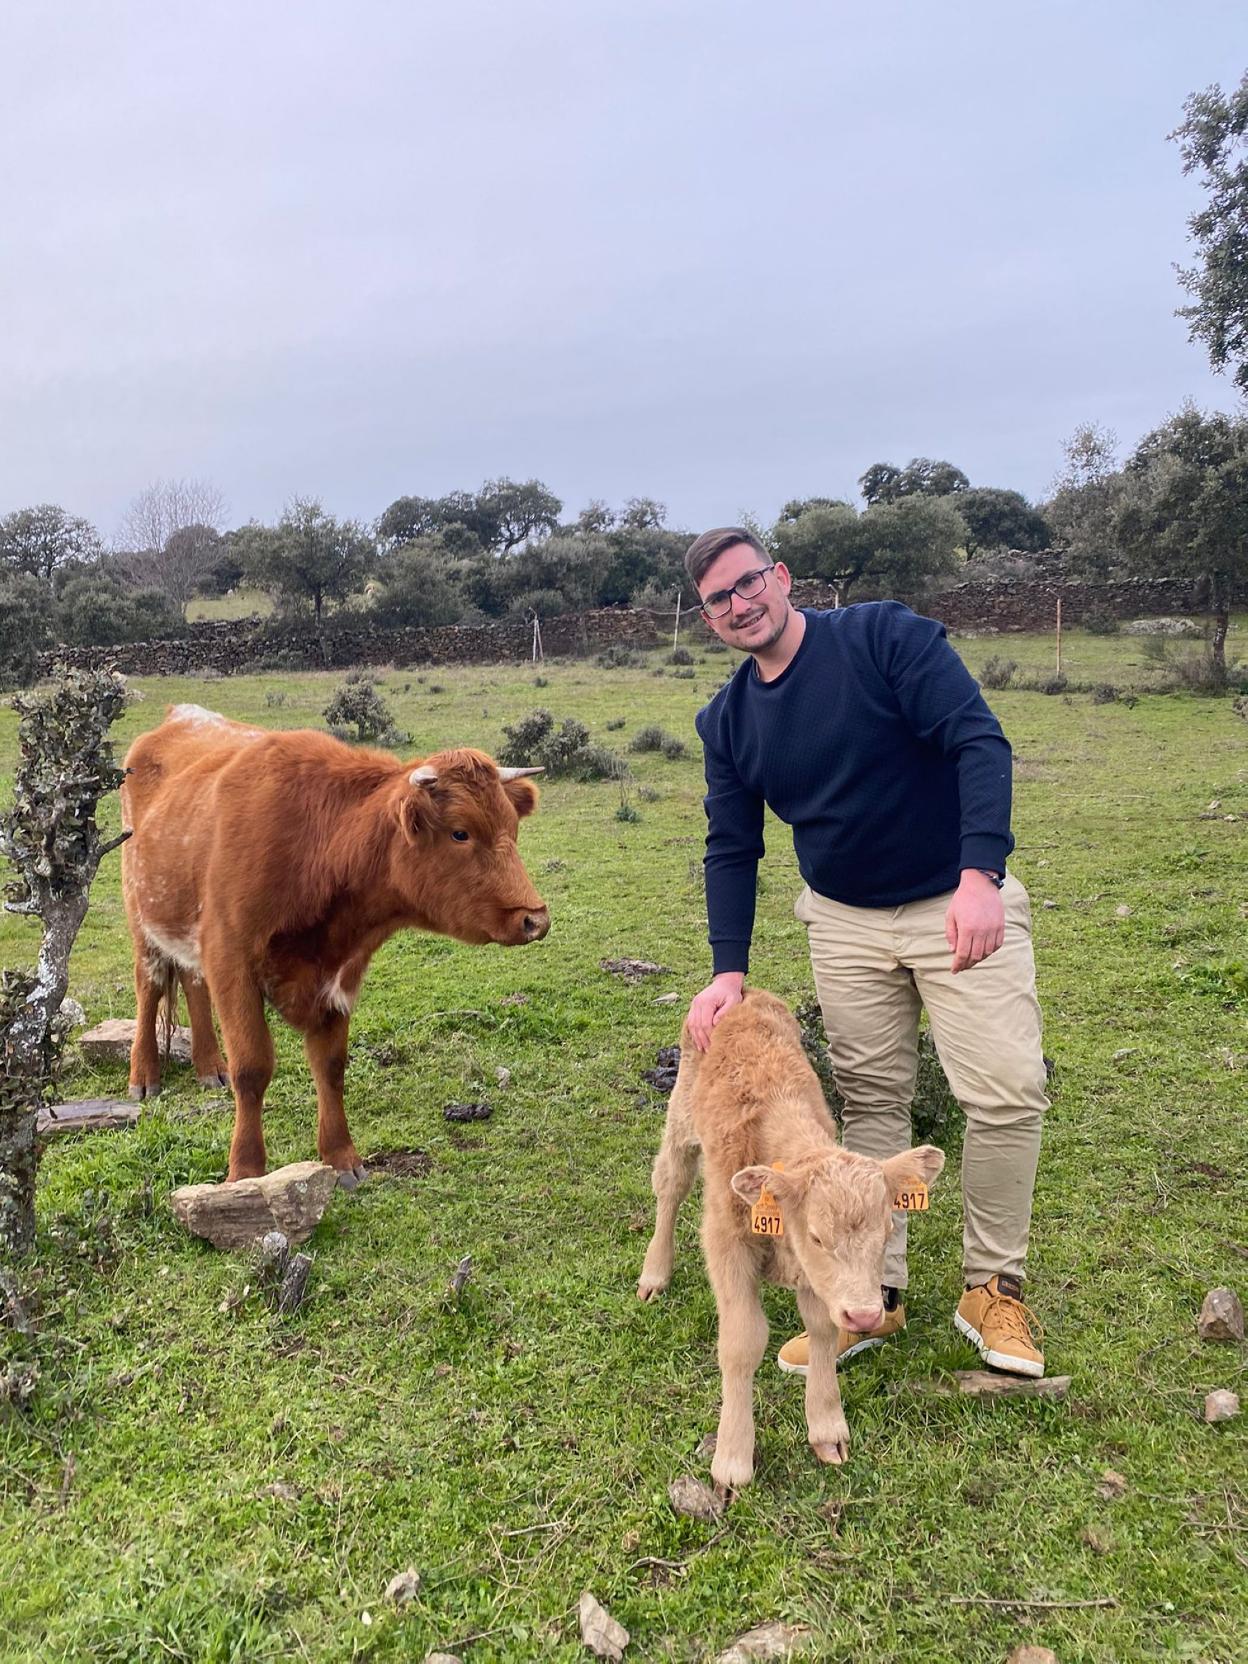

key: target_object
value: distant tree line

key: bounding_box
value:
[3,411,1248,687]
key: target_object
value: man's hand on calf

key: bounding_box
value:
[687,973,745,1052]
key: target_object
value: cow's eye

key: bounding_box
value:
[808,1232,823,1249]
[451,830,470,843]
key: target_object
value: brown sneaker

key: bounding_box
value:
[955,1274,1044,1377]
[777,1304,907,1376]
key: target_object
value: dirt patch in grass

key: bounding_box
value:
[364,1147,434,1178]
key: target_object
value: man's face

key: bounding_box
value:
[697,542,794,655]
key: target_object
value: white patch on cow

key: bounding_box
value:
[170,703,225,727]
[142,920,202,974]
[322,968,360,1015]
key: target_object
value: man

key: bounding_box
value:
[685,527,1048,1378]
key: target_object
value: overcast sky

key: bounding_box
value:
[2,1,1245,541]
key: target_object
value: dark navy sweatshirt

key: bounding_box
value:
[694,603,1013,974]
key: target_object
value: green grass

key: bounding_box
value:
[185,588,274,623]
[1,634,1246,1662]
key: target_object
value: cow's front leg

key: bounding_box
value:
[179,969,229,1088]
[304,1010,365,1189]
[706,1237,769,1495]
[637,1075,700,1300]
[796,1282,851,1465]
[209,968,274,1182]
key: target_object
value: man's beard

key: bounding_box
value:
[727,605,789,655]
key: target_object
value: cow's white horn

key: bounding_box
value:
[409,765,438,784]
[497,766,545,780]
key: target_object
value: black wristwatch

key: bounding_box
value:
[975,869,1006,890]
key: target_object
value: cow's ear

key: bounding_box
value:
[730,1165,802,1208]
[398,780,438,843]
[881,1145,946,1192]
[503,778,539,819]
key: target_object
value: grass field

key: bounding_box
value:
[1,627,1246,1663]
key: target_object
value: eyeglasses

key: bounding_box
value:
[699,565,775,619]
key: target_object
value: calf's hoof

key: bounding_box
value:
[335,1164,368,1191]
[128,1082,160,1101]
[197,1070,230,1089]
[811,1425,851,1466]
[710,1452,753,1495]
[636,1275,668,1302]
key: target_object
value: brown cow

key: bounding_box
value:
[120,704,549,1184]
[638,989,944,1490]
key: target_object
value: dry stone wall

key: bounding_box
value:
[38,574,1240,679]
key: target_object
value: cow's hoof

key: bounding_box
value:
[197,1071,229,1089]
[335,1165,367,1191]
[636,1278,667,1302]
[711,1478,741,1506]
[811,1434,850,1466]
[128,1082,160,1100]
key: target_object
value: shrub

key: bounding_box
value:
[324,680,400,744]
[614,800,642,823]
[1090,683,1120,705]
[264,690,287,708]
[660,735,687,760]
[672,667,695,679]
[428,683,445,695]
[0,573,55,689]
[979,655,1017,691]
[56,572,183,647]
[498,708,625,780]
[630,724,667,752]
[604,717,626,731]
[637,784,660,802]
[344,667,380,686]
[533,675,549,688]
[703,639,729,653]
[596,644,640,668]
[667,645,694,665]
[1082,607,1120,636]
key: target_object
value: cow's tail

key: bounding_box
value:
[157,961,179,1063]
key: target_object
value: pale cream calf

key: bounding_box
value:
[638,989,944,1492]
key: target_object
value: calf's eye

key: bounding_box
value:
[451,830,470,843]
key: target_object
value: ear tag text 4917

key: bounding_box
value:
[751,1162,784,1237]
[893,1177,929,1212]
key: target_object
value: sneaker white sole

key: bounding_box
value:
[954,1312,1044,1378]
[777,1335,885,1377]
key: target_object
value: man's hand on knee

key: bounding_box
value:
[945,871,1006,974]
[687,973,745,1051]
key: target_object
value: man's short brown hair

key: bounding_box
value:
[684,526,771,590]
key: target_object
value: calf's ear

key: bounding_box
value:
[503,778,540,818]
[397,778,438,843]
[881,1145,946,1191]
[731,1165,801,1207]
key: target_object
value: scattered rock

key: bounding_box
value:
[385,1568,422,1604]
[579,1590,629,1660]
[1204,1389,1240,1424]
[715,1621,813,1662]
[425,1655,463,1664]
[1197,1287,1244,1342]
[1006,1648,1058,1664]
[1041,900,1059,910]
[917,1372,1072,1400]
[1080,1525,1110,1554]
[1095,1469,1128,1500]
[37,1098,141,1136]
[1111,1049,1137,1063]
[641,1045,681,1093]
[169,1160,338,1250]
[600,957,670,982]
[654,992,680,1005]
[79,1016,193,1065]
[443,1102,491,1123]
[668,1474,724,1521]
[1114,904,1133,918]
[495,1066,512,1089]
[500,992,529,1005]
[258,1481,301,1502]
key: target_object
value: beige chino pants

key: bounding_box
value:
[795,874,1048,1289]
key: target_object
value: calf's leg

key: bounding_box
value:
[303,1010,366,1188]
[705,1234,769,1494]
[128,953,168,1100]
[796,1281,851,1465]
[179,969,228,1088]
[209,969,274,1182]
[638,1075,700,1300]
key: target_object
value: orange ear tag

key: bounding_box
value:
[751,1162,784,1237]
[893,1177,930,1212]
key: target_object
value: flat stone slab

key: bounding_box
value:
[38,1098,142,1136]
[80,1017,194,1066]
[169,1161,337,1250]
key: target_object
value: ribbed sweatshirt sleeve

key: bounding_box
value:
[696,705,765,974]
[870,603,1012,875]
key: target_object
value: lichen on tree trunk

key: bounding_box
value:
[0,667,129,1259]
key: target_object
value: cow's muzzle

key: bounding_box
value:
[520,905,550,942]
